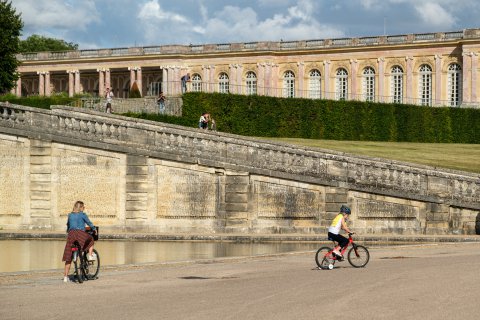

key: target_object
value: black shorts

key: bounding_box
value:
[328,232,349,248]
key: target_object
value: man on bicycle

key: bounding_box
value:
[328,205,352,258]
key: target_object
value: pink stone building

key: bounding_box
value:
[13,28,480,107]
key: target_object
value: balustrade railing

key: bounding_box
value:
[1,102,478,208]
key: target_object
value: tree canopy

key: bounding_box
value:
[19,34,79,53]
[0,0,23,94]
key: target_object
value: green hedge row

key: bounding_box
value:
[0,93,76,109]
[177,92,479,143]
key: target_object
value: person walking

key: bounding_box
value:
[181,73,191,93]
[105,87,114,113]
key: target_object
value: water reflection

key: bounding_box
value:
[0,240,320,273]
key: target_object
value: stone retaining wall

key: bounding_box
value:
[0,102,479,235]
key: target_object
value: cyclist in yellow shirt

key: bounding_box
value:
[328,205,352,258]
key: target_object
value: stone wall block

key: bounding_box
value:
[226,203,248,212]
[225,193,248,203]
[225,184,249,193]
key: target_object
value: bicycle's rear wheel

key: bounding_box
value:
[315,247,335,270]
[347,245,370,268]
[83,249,100,280]
[73,252,84,283]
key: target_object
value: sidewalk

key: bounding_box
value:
[1,229,479,243]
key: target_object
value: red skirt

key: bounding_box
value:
[62,230,94,262]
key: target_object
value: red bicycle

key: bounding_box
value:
[315,233,370,269]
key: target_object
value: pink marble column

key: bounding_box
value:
[298,62,305,98]
[435,55,442,105]
[129,67,135,92]
[257,63,264,96]
[136,68,142,96]
[68,72,74,97]
[15,78,22,96]
[98,70,105,97]
[162,67,168,94]
[45,72,51,96]
[105,69,111,91]
[471,53,478,103]
[229,64,236,93]
[323,61,330,99]
[378,58,385,102]
[38,72,45,96]
[462,53,471,105]
[75,71,81,94]
[237,65,243,94]
[405,56,413,104]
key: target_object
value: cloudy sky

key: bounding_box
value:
[10,0,480,50]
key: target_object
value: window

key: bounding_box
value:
[447,63,462,107]
[391,65,403,104]
[335,68,348,100]
[246,71,257,95]
[218,72,229,93]
[362,67,375,102]
[419,64,432,106]
[283,71,295,98]
[309,69,322,99]
[191,74,202,92]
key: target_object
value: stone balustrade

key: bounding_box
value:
[1,102,478,212]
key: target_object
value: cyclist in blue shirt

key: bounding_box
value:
[62,201,97,282]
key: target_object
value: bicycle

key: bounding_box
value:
[71,227,100,283]
[315,232,369,270]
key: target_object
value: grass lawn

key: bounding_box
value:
[262,138,480,174]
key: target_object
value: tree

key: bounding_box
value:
[0,0,23,94]
[19,34,79,53]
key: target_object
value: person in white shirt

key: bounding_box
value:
[105,87,114,113]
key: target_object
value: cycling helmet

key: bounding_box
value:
[340,205,351,215]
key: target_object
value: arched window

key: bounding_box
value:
[283,70,295,98]
[246,71,257,95]
[309,69,322,99]
[391,65,403,104]
[218,72,229,93]
[191,74,202,92]
[447,63,462,107]
[362,67,375,102]
[419,64,432,106]
[335,68,348,100]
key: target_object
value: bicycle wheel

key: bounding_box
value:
[347,245,370,268]
[73,251,84,283]
[315,247,335,270]
[83,249,100,280]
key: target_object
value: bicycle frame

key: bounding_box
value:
[315,233,370,269]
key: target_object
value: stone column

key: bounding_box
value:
[405,56,414,104]
[237,64,243,94]
[162,67,168,94]
[257,63,265,96]
[378,57,385,102]
[98,69,105,97]
[136,67,142,96]
[105,69,111,91]
[462,52,472,105]
[434,55,442,105]
[472,52,478,104]
[323,60,330,99]
[68,71,74,97]
[15,77,22,96]
[350,59,358,100]
[129,67,135,91]
[45,72,51,96]
[297,61,305,98]
[37,72,45,96]
[75,71,81,94]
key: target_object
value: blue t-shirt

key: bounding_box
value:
[67,212,95,232]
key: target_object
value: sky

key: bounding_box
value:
[10,0,480,50]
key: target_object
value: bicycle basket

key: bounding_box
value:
[86,226,99,241]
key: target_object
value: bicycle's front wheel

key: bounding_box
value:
[347,245,370,268]
[315,247,335,270]
[83,249,100,280]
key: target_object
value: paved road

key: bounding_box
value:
[1,243,479,320]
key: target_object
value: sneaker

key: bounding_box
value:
[63,276,70,283]
[87,253,97,261]
[332,249,343,258]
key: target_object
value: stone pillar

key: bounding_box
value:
[323,60,330,99]
[434,55,442,105]
[15,77,22,96]
[472,53,478,104]
[405,56,414,104]
[105,69,111,91]
[75,71,81,94]
[209,66,216,93]
[237,64,243,94]
[125,155,149,230]
[162,67,168,94]
[257,63,265,96]
[136,67,142,96]
[378,57,385,102]
[98,69,105,97]
[37,72,45,96]
[297,61,305,98]
[129,67,135,91]
[224,172,250,232]
[350,59,358,100]
[462,52,471,105]
[68,71,74,97]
